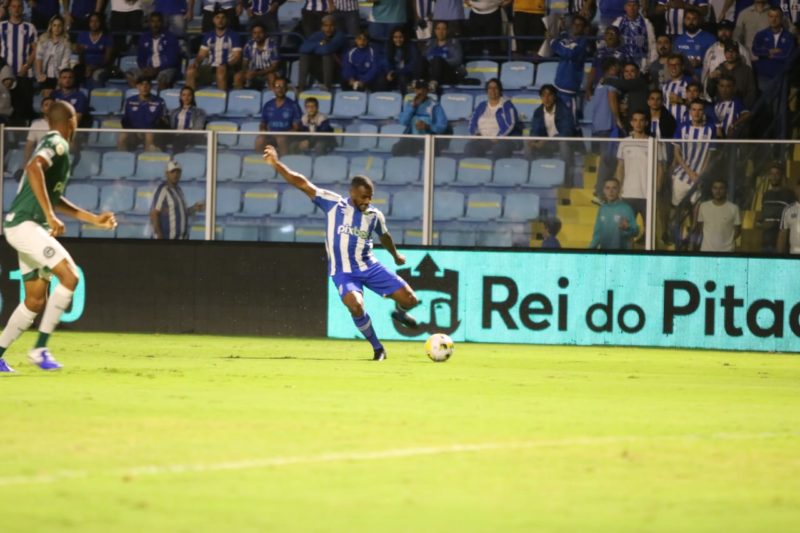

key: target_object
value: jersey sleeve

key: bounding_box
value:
[313,188,342,211]
[33,136,66,167]
[372,209,388,237]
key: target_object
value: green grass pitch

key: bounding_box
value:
[1,332,799,532]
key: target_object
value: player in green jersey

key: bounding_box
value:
[0,101,117,373]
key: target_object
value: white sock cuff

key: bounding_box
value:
[53,284,74,299]
[19,303,39,320]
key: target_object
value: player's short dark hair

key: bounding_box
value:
[667,53,684,65]
[351,175,374,192]
[59,67,73,76]
[711,177,727,187]
[623,61,640,71]
[688,98,705,108]
[540,84,557,96]
[631,110,648,119]
[305,96,319,106]
[718,74,736,85]
[250,21,266,31]
[648,88,663,98]
[684,6,701,17]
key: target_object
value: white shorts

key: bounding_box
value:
[4,221,76,280]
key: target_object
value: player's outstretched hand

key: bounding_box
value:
[263,145,278,166]
[394,253,406,266]
[94,211,117,230]
[47,214,66,237]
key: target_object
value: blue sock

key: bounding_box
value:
[353,313,382,351]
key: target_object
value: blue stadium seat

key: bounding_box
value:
[533,62,558,89]
[195,88,227,115]
[439,93,474,121]
[124,88,138,100]
[72,150,101,180]
[511,93,541,123]
[133,152,170,181]
[100,183,135,212]
[101,151,135,178]
[375,123,406,153]
[119,55,137,72]
[4,148,23,177]
[371,190,390,213]
[403,229,440,246]
[294,225,326,243]
[475,230,513,247]
[216,186,241,215]
[444,122,470,155]
[217,153,242,181]
[182,185,205,207]
[3,180,17,210]
[117,223,150,239]
[384,157,421,185]
[456,158,493,185]
[134,187,155,213]
[189,221,224,240]
[364,91,402,120]
[463,192,502,221]
[493,158,529,186]
[90,88,124,115]
[81,224,115,238]
[441,230,476,246]
[298,89,333,115]
[260,223,296,242]
[434,190,464,220]
[235,120,262,149]
[281,155,312,179]
[336,122,378,151]
[434,156,457,186]
[276,188,315,217]
[207,120,238,147]
[312,155,348,184]
[503,192,540,221]
[64,221,80,237]
[241,187,279,216]
[331,91,367,118]
[94,118,121,147]
[224,89,262,117]
[530,159,566,187]
[461,60,498,86]
[223,225,259,241]
[391,188,423,220]
[240,154,276,181]
[160,88,181,110]
[349,155,384,181]
[174,152,206,180]
[500,61,535,90]
[66,183,99,210]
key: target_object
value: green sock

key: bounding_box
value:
[35,332,50,349]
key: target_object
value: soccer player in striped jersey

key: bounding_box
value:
[671,99,716,207]
[263,145,419,361]
[0,101,117,373]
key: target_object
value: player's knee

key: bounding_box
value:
[58,266,80,291]
[24,294,46,313]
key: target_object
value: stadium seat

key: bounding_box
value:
[235,120,262,149]
[63,221,80,237]
[529,159,566,187]
[261,89,296,105]
[439,93,474,121]
[276,188,315,218]
[433,190,465,220]
[533,62,558,89]
[403,229,439,245]
[216,186,241,215]
[298,89,333,115]
[503,192,540,221]
[511,93,541,123]
[336,122,378,151]
[174,152,206,180]
[182,185,205,207]
[384,157,421,185]
[66,183,99,210]
[364,91,402,120]
[3,179,17,209]
[207,120,238,147]
[371,189,390,213]
[294,225,326,243]
[259,223,296,242]
[101,151,136,179]
[160,88,181,110]
[434,156,457,186]
[440,229,476,246]
[456,158,493,185]
[240,154,276,181]
[195,88,227,115]
[189,222,223,240]
[133,152,170,181]
[99,183,135,212]
[223,225,259,241]
[94,118,121,147]
[493,158,529,187]
[463,192,502,221]
[119,55,137,72]
[217,153,242,181]
[500,61,535,90]
[72,150,101,180]
[475,230,513,247]
[117,223,150,239]
[124,88,138,100]
[391,188,423,220]
[375,123,406,153]
[461,60,498,86]
[241,187,279,216]
[81,224,115,238]
[312,155,348,184]
[281,155,312,180]
[134,187,155,213]
[90,88,123,115]
[331,91,367,118]
[224,89,262,117]
[349,155,384,181]
[444,122,470,154]
[4,148,23,177]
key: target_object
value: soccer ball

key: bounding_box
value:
[425,333,454,362]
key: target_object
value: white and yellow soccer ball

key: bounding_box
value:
[425,333,454,362]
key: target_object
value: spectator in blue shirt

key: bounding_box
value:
[529,84,577,186]
[118,76,169,152]
[342,30,383,92]
[234,22,282,90]
[297,14,346,92]
[256,76,302,154]
[551,15,590,118]
[672,8,716,78]
[392,78,449,156]
[294,96,336,155]
[382,27,423,94]
[52,68,91,128]
[186,5,242,91]
[423,21,464,92]
[74,12,114,86]
[465,78,521,159]
[127,12,181,90]
[64,0,101,32]
[249,0,285,35]
[751,7,796,93]
[154,0,194,35]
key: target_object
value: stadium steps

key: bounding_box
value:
[558,223,595,248]
[557,187,594,207]
[557,205,598,225]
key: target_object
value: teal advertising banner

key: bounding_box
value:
[327,251,800,352]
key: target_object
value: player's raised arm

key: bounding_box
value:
[25,155,65,237]
[55,195,117,230]
[263,145,317,199]
[378,233,406,266]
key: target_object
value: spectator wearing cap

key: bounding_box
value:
[654,0,708,37]
[127,12,181,91]
[751,7,796,93]
[701,19,752,94]
[169,86,208,153]
[673,8,716,78]
[465,78,521,159]
[341,29,383,92]
[296,14,346,93]
[612,0,657,70]
[391,78,448,156]
[150,160,205,240]
[234,22,282,90]
[118,76,169,152]
[186,4,242,91]
[201,0,243,32]
[707,42,757,107]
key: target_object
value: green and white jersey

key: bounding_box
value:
[4,131,71,230]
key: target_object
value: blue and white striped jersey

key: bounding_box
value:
[672,122,715,182]
[152,183,189,239]
[243,38,280,70]
[0,20,36,76]
[662,76,690,123]
[303,0,330,12]
[714,98,746,137]
[200,30,242,67]
[658,0,708,35]
[313,189,389,276]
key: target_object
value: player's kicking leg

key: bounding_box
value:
[0,275,49,372]
[342,290,388,361]
[389,284,420,329]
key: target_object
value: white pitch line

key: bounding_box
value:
[0,431,796,488]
